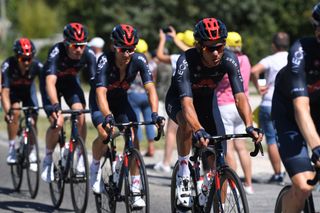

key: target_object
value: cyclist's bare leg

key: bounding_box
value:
[163,119,177,166]
[282,171,315,213]
[268,143,282,174]
[7,102,20,141]
[176,112,192,156]
[71,103,87,141]
[225,140,237,170]
[92,124,109,161]
[130,129,140,175]
[234,138,252,186]
[46,115,64,150]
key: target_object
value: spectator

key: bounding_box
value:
[128,38,158,157]
[216,32,254,194]
[88,37,105,61]
[153,27,194,172]
[251,32,290,184]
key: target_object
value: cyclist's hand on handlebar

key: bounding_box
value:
[151,112,166,127]
[102,114,115,130]
[246,126,264,143]
[194,128,211,147]
[51,103,61,120]
[5,109,13,123]
[311,146,320,167]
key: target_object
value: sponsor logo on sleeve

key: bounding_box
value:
[176,59,188,76]
[1,62,9,73]
[97,55,107,70]
[49,47,59,58]
[291,47,304,71]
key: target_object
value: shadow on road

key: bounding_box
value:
[0,187,72,213]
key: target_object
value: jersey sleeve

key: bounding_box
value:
[173,54,193,98]
[95,54,108,88]
[45,45,60,76]
[286,40,308,98]
[86,48,97,87]
[136,54,153,85]
[224,52,244,95]
[1,59,10,88]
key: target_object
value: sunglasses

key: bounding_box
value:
[66,41,87,49]
[18,56,32,62]
[115,46,135,54]
[203,44,225,53]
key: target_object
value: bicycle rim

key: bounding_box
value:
[124,148,150,213]
[70,137,89,213]
[10,134,24,191]
[206,167,249,213]
[26,127,40,198]
[96,152,117,213]
[49,145,65,208]
[274,185,291,213]
[170,161,197,213]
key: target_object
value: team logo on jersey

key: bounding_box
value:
[97,55,107,70]
[49,47,59,58]
[176,59,188,76]
[291,47,304,71]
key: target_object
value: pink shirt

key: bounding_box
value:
[216,54,251,105]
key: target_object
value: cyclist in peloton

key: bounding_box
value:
[40,23,96,183]
[89,24,165,208]
[165,18,263,208]
[1,38,42,167]
[272,4,320,212]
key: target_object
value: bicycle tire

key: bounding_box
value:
[124,148,150,213]
[274,185,291,213]
[70,137,89,213]
[170,161,197,213]
[10,135,24,191]
[206,167,249,213]
[49,133,65,208]
[26,127,40,198]
[95,151,117,213]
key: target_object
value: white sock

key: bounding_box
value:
[131,175,141,193]
[178,155,190,177]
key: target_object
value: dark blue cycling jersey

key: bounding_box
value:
[165,48,244,150]
[272,37,320,177]
[40,42,96,115]
[90,52,153,127]
[1,56,42,107]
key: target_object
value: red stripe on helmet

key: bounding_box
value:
[121,24,135,46]
[70,23,84,42]
[19,38,32,56]
[203,18,220,40]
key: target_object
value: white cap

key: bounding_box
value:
[88,37,105,48]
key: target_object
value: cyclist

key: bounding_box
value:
[272,4,320,212]
[165,18,263,208]
[89,24,165,208]
[40,22,96,183]
[1,38,42,167]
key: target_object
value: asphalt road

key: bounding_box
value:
[0,135,319,213]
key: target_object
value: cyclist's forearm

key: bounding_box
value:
[181,98,202,131]
[145,83,158,113]
[46,75,58,104]
[294,97,320,149]
[1,88,11,113]
[235,93,253,127]
[96,87,111,116]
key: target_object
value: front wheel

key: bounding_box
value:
[70,137,89,213]
[10,135,24,191]
[124,148,150,213]
[206,167,249,213]
[26,127,40,198]
[274,185,291,213]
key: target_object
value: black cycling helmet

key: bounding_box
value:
[13,38,36,57]
[194,18,228,43]
[312,3,320,25]
[111,24,139,48]
[63,22,88,43]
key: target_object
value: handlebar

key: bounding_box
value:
[192,133,264,157]
[51,109,91,129]
[11,106,43,112]
[104,121,164,144]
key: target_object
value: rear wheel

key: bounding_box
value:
[70,137,89,213]
[10,135,24,191]
[206,167,249,213]
[124,148,150,213]
[49,140,65,208]
[26,127,40,198]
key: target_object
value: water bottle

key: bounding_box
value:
[61,141,69,168]
[113,154,123,184]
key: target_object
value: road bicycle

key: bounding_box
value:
[94,121,164,213]
[48,109,90,213]
[10,106,41,199]
[171,134,263,213]
[274,165,320,213]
